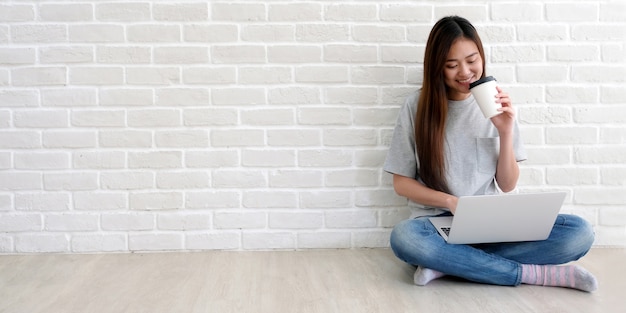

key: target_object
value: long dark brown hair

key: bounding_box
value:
[415,16,486,193]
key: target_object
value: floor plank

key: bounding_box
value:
[0,248,623,313]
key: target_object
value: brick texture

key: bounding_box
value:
[0,1,624,253]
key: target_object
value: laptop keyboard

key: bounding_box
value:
[441,227,451,236]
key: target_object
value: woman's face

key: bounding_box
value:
[443,38,483,101]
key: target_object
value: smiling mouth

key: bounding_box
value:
[457,77,474,88]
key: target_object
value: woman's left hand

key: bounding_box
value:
[490,86,515,135]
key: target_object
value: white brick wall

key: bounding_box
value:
[0,1,624,253]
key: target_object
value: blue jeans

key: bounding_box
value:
[389,213,594,286]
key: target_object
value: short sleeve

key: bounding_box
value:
[383,92,420,179]
[513,121,527,163]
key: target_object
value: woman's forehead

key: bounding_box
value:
[446,38,480,61]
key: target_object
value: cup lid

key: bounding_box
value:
[469,76,496,89]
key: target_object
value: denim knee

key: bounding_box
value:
[555,214,595,260]
[389,219,412,263]
[390,218,441,266]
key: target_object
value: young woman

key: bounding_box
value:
[384,16,597,292]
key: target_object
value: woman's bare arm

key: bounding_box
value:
[392,174,459,214]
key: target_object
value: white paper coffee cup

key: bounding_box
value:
[469,76,502,119]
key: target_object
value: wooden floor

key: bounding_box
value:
[0,248,623,313]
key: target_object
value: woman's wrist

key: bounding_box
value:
[445,195,459,214]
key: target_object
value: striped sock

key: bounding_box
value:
[521,264,597,292]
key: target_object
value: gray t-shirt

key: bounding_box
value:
[384,90,527,218]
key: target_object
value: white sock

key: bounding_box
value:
[414,266,446,286]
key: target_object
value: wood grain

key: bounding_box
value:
[0,248,623,313]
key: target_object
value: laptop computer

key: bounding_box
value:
[428,192,566,244]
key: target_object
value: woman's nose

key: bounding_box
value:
[459,63,471,76]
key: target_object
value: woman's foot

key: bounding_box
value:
[521,264,598,292]
[414,266,446,286]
